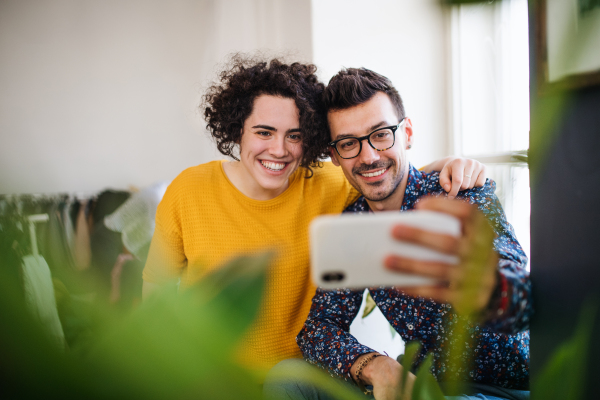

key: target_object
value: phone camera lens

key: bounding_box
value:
[322,272,345,282]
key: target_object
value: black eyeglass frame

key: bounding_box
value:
[329,118,406,160]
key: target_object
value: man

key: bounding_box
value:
[265,68,531,400]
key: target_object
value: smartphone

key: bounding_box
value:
[310,210,460,289]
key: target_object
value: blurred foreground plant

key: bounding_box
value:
[0,253,271,399]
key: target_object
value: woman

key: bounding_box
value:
[142,56,485,375]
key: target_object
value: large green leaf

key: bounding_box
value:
[532,299,598,400]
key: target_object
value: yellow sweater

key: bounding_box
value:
[143,160,359,372]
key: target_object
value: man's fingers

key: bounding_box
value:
[461,162,475,190]
[448,171,463,199]
[439,166,452,193]
[474,165,487,187]
[384,256,457,281]
[391,225,460,255]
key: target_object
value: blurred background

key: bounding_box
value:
[3,0,600,397]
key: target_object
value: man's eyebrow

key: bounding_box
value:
[368,121,388,132]
[334,122,388,139]
[252,125,277,131]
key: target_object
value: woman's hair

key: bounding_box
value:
[202,55,329,174]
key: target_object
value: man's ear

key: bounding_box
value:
[404,118,414,148]
[329,147,341,166]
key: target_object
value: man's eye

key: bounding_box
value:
[340,140,358,150]
[374,131,391,139]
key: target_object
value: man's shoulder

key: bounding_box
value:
[455,178,497,204]
[409,168,445,194]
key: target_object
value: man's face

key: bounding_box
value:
[328,92,413,202]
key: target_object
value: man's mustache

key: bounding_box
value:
[352,160,394,175]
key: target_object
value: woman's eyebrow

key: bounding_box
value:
[252,124,277,131]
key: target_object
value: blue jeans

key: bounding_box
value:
[263,359,530,400]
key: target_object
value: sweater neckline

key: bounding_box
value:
[218,160,303,206]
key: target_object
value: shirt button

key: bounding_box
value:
[407,324,414,330]
[497,308,504,316]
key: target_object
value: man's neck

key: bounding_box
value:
[365,164,410,212]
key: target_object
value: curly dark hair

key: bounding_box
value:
[202,55,330,174]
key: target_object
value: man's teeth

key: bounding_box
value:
[360,168,387,178]
[261,161,285,171]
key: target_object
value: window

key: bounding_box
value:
[450,0,531,266]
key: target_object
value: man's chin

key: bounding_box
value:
[359,184,395,202]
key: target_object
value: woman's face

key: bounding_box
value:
[237,95,303,199]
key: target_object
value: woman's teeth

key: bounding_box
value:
[261,161,285,171]
[361,168,387,178]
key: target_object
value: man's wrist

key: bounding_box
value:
[351,352,382,389]
[359,354,400,386]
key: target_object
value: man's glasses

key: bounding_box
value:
[329,118,406,160]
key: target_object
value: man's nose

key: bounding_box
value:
[358,141,380,164]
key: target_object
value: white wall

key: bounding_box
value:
[0,0,312,194]
[311,0,449,168]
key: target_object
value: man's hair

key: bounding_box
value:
[322,68,405,120]
[202,55,329,172]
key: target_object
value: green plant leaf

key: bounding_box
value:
[399,341,421,398]
[532,298,598,400]
[411,354,445,400]
[362,291,377,319]
[0,252,272,399]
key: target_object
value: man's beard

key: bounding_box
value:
[352,160,405,202]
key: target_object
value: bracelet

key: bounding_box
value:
[354,352,382,394]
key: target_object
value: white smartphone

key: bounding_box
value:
[310,210,461,289]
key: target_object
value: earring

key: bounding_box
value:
[407,145,412,149]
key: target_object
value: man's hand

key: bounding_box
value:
[351,353,415,400]
[384,197,498,315]
[421,157,487,200]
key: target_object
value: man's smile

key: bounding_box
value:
[359,168,387,178]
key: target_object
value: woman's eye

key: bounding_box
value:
[256,131,271,137]
[288,134,302,142]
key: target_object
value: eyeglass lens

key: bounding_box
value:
[335,128,395,159]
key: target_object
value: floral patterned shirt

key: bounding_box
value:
[297,164,531,390]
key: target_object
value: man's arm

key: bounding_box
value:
[297,289,415,399]
[385,184,531,333]
[297,288,373,380]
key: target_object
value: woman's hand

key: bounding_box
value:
[425,157,487,199]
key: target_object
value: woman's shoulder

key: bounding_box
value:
[304,161,345,183]
[162,161,224,201]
